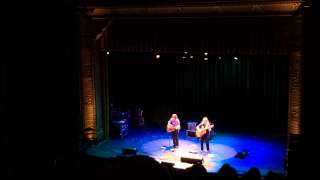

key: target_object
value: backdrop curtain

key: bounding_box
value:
[106,17,292,56]
[108,53,288,134]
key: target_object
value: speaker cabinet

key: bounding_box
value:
[180,156,203,164]
[161,161,174,168]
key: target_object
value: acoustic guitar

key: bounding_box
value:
[167,124,180,133]
[196,124,214,138]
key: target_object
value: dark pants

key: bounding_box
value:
[171,130,179,148]
[200,130,210,151]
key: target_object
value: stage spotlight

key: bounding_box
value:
[156,54,160,59]
[190,56,194,59]
[218,56,222,59]
[233,57,239,63]
[184,51,188,54]
[204,52,208,56]
[204,57,208,61]
[106,51,110,55]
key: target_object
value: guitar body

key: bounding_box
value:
[196,125,214,138]
[167,124,176,133]
[196,126,205,137]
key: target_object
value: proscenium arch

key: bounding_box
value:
[79,2,302,158]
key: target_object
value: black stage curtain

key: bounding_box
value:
[108,53,288,134]
[106,16,292,56]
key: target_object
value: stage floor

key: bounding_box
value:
[85,127,286,176]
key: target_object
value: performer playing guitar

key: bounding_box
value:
[196,117,214,153]
[167,114,181,148]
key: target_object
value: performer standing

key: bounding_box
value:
[167,113,181,148]
[196,117,214,153]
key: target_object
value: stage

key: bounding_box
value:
[85,127,286,176]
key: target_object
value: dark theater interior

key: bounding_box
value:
[3,0,320,179]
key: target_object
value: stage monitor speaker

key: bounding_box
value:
[180,156,203,164]
[161,161,174,168]
[235,150,249,159]
[122,147,137,155]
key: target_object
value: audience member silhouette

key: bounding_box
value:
[217,163,238,180]
[186,164,209,180]
[241,167,261,180]
[122,155,172,180]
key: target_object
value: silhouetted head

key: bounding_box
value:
[186,164,208,179]
[217,163,238,180]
